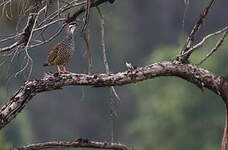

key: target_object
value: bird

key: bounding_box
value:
[43,22,78,73]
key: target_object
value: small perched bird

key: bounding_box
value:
[43,22,78,73]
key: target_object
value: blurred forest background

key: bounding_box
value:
[0,0,228,149]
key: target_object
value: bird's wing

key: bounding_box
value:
[47,43,61,64]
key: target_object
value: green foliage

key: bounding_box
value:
[4,111,34,147]
[0,132,12,150]
[128,36,228,150]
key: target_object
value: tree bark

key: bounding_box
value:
[222,107,228,150]
[221,75,228,150]
[14,138,130,150]
[0,61,223,129]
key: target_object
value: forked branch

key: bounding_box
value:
[0,0,115,54]
[198,28,228,65]
[178,26,228,58]
[179,0,216,62]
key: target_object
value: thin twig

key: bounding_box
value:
[97,7,120,101]
[0,0,10,8]
[0,0,84,53]
[178,26,228,58]
[0,0,112,54]
[15,6,47,80]
[0,34,20,43]
[197,29,228,65]
[97,7,109,73]
[0,7,37,53]
[82,0,93,74]
[1,0,11,18]
[0,42,21,53]
[34,18,65,31]
[179,0,216,62]
[66,0,116,24]
[38,1,85,27]
[97,6,120,143]
[29,23,66,48]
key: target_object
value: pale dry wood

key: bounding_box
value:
[0,61,223,129]
[179,0,216,62]
[178,26,228,58]
[198,29,228,65]
[13,139,130,150]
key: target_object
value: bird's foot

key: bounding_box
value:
[63,71,71,74]
[57,71,70,74]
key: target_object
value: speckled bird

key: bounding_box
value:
[43,22,78,73]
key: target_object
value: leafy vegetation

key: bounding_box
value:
[128,37,228,149]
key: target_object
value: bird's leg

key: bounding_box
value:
[57,65,62,73]
[63,65,67,73]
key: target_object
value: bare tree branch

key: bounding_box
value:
[97,7,109,73]
[198,29,228,65]
[13,138,131,150]
[0,2,43,53]
[82,0,93,74]
[97,6,120,102]
[37,1,85,27]
[97,6,120,141]
[0,61,223,129]
[29,23,66,48]
[221,76,228,150]
[0,34,20,43]
[0,0,116,55]
[15,6,47,80]
[0,0,116,61]
[34,18,66,32]
[178,26,228,58]
[178,0,216,63]
[66,0,116,24]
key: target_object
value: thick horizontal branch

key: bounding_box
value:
[0,61,224,129]
[14,138,130,150]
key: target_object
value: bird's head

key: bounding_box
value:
[67,22,79,34]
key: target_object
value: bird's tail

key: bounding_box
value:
[43,63,49,66]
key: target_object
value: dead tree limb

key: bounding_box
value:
[66,0,116,24]
[0,0,115,54]
[13,138,130,150]
[0,60,224,129]
[178,26,228,58]
[178,0,216,63]
[0,1,44,53]
[198,29,228,65]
